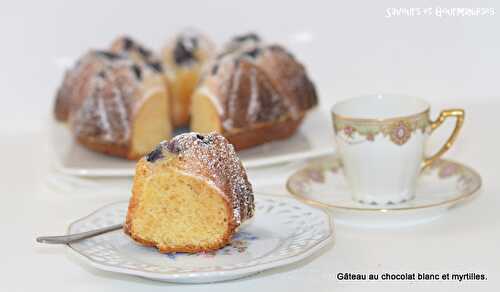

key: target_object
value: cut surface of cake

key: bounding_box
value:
[191,36,318,150]
[125,132,255,253]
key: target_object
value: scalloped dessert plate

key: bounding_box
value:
[67,194,334,283]
[51,109,334,177]
[287,155,481,227]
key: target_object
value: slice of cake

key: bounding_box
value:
[124,132,255,253]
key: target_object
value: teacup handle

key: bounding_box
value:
[422,109,465,169]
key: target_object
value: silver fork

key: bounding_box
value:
[36,224,124,244]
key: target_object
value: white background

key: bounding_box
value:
[1,0,499,291]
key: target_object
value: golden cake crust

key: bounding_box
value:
[55,33,319,160]
[224,114,304,150]
[124,158,234,253]
[191,39,317,150]
[55,38,171,160]
[125,133,255,253]
[68,56,170,160]
[74,96,168,161]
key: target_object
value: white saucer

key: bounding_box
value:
[51,109,334,177]
[67,194,334,283]
[286,155,481,228]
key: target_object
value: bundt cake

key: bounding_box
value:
[124,132,255,253]
[62,49,171,159]
[162,29,215,127]
[190,38,318,150]
[54,31,319,159]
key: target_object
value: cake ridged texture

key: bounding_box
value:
[70,58,138,149]
[54,51,116,122]
[56,37,171,159]
[206,44,317,126]
[54,32,319,158]
[191,36,318,149]
[212,57,287,129]
[125,132,254,253]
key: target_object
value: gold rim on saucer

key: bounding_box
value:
[286,155,481,212]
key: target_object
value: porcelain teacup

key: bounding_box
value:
[331,94,464,205]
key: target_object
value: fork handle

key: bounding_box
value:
[36,224,124,244]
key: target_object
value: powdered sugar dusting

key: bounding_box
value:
[201,39,317,133]
[224,62,243,129]
[68,50,160,148]
[255,45,318,117]
[110,36,164,73]
[167,29,215,67]
[246,67,260,121]
[96,82,113,140]
[151,132,255,225]
[222,32,261,55]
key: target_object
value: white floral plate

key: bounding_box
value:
[51,109,334,177]
[287,155,481,228]
[67,194,334,283]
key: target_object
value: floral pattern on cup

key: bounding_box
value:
[333,113,429,146]
[389,120,412,145]
[343,126,355,137]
